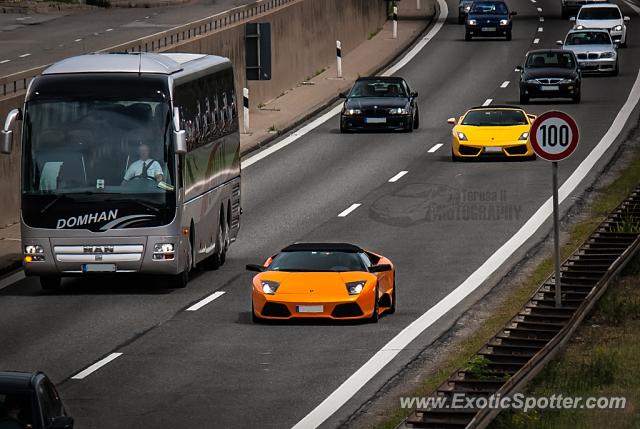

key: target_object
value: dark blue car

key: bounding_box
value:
[465,1,517,41]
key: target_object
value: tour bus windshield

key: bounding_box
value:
[22,75,176,202]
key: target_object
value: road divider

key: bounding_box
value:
[186,291,226,311]
[389,171,409,182]
[71,353,123,380]
[338,204,362,217]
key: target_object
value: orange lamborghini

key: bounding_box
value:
[246,243,396,323]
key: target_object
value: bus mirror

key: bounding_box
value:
[1,108,21,155]
[1,130,13,155]
[174,129,187,154]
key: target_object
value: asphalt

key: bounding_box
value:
[0,0,254,76]
[1,0,639,428]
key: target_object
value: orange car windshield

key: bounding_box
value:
[269,251,368,272]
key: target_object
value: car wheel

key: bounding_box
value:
[506,30,512,41]
[519,93,529,104]
[451,150,460,162]
[458,15,465,25]
[251,301,263,324]
[620,39,627,48]
[369,286,380,323]
[465,31,472,41]
[40,276,61,291]
[340,122,350,134]
[387,280,396,315]
[413,109,420,129]
[612,62,619,76]
[572,92,581,104]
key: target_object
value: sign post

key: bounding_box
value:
[529,111,580,308]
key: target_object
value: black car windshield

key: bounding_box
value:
[578,7,621,20]
[0,390,36,429]
[462,110,528,126]
[349,80,407,98]
[23,75,175,198]
[268,251,367,272]
[526,52,576,69]
[469,1,508,14]
[565,31,612,45]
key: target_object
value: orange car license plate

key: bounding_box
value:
[296,305,324,313]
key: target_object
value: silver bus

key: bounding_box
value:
[0,53,241,289]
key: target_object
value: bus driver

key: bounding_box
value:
[121,143,164,185]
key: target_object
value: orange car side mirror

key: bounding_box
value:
[246,264,266,272]
[369,264,392,273]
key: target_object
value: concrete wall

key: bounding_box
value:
[0,0,391,226]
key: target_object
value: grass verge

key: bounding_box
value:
[372,143,640,429]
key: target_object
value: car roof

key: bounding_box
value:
[579,3,620,8]
[468,104,524,111]
[567,28,611,33]
[526,48,574,54]
[281,243,364,253]
[0,371,39,390]
[355,76,405,83]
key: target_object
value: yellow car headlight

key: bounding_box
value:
[457,131,468,141]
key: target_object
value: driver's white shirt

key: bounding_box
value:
[123,159,163,181]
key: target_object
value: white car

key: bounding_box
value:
[572,4,630,47]
[558,29,618,75]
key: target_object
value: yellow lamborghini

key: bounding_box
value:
[246,243,395,323]
[448,105,536,161]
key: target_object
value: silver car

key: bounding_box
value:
[557,28,618,75]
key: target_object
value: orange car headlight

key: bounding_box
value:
[346,281,367,295]
[261,280,280,294]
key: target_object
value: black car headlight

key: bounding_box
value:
[499,19,509,26]
[346,281,367,295]
[343,108,362,116]
[468,19,477,25]
[261,280,280,295]
[389,107,409,115]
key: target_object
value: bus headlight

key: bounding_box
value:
[24,244,45,262]
[153,243,175,260]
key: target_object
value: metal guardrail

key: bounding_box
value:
[0,0,296,98]
[403,187,640,429]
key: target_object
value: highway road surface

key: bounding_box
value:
[1,0,640,427]
[0,0,254,75]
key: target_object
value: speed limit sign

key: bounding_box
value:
[530,111,579,161]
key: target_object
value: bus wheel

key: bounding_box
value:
[201,223,224,270]
[169,270,188,289]
[40,276,61,291]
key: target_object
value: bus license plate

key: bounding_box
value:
[82,264,116,273]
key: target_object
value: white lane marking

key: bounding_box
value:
[388,171,409,182]
[537,7,542,12]
[531,0,536,3]
[514,67,520,72]
[338,203,361,217]
[186,291,226,311]
[538,27,543,32]
[534,38,540,44]
[500,81,510,88]
[240,0,448,169]
[292,52,640,429]
[105,28,113,32]
[18,53,30,58]
[74,38,82,42]
[0,60,10,64]
[71,353,122,380]
[428,143,443,153]
[539,17,544,22]
[622,0,640,14]
[482,98,493,106]
[0,270,25,291]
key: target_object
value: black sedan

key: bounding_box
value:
[0,371,73,429]
[340,77,419,133]
[517,49,582,104]
[465,0,517,41]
